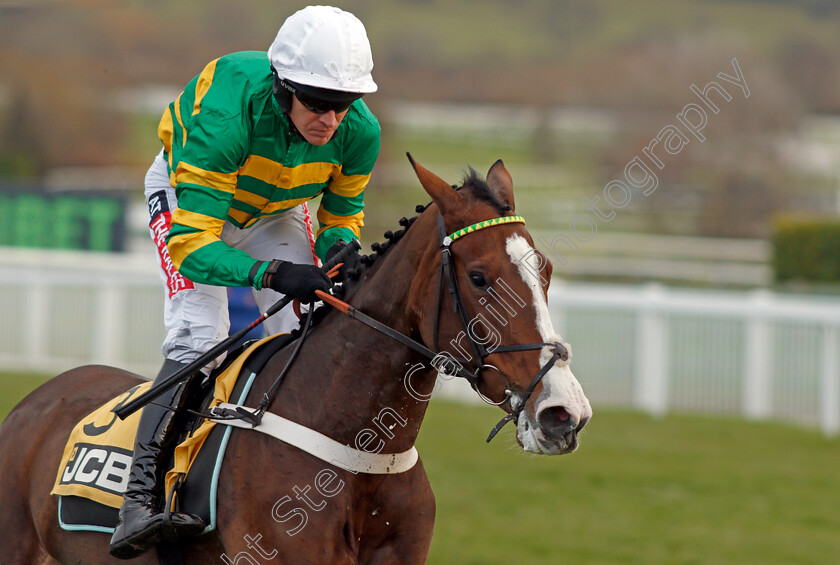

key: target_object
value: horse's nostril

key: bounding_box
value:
[577,415,591,432]
[537,406,574,436]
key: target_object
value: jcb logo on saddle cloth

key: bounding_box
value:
[51,383,152,508]
[58,443,132,496]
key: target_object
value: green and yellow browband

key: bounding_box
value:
[443,215,526,246]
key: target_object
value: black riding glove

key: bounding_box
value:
[258,260,332,302]
[325,240,363,282]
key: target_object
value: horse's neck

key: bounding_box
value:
[270,225,437,453]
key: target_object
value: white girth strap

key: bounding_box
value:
[210,402,419,474]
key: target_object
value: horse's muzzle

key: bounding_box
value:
[519,380,592,455]
[534,404,590,454]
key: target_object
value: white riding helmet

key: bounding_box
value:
[268,5,377,94]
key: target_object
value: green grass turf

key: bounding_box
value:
[2,373,837,564]
[417,400,840,565]
[0,371,52,422]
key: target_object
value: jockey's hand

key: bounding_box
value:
[261,260,332,302]
[325,240,364,282]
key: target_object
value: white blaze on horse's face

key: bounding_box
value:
[505,234,593,455]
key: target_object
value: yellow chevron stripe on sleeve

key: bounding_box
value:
[171,208,226,236]
[192,58,218,116]
[315,207,364,239]
[175,161,237,193]
[167,230,220,269]
[327,172,370,198]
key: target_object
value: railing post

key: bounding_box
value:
[820,324,839,436]
[24,281,49,365]
[634,283,669,417]
[549,278,567,338]
[92,281,123,367]
[743,289,773,420]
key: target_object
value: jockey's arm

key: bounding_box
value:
[313,114,381,263]
[163,118,268,288]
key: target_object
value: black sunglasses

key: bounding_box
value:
[273,74,361,115]
[294,90,355,114]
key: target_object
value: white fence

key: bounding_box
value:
[1,248,838,435]
[0,248,166,378]
[547,281,840,436]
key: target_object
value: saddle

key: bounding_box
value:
[50,332,294,534]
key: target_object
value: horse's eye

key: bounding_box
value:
[469,272,489,289]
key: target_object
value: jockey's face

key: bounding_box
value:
[288,96,349,146]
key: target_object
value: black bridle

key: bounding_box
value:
[319,213,569,443]
[433,215,569,441]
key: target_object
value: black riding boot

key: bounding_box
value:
[109,359,206,559]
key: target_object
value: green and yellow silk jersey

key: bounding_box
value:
[158,51,380,288]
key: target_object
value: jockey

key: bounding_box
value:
[110,6,380,558]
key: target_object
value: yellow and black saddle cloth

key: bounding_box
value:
[50,333,293,534]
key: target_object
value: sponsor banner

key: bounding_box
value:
[0,185,127,251]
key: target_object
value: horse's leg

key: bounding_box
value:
[213,432,295,561]
[215,431,370,564]
[358,460,436,565]
[350,460,435,565]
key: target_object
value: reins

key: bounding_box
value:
[317,212,569,443]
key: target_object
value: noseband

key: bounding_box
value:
[318,213,569,443]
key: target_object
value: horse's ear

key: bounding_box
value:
[406,153,464,215]
[487,159,515,212]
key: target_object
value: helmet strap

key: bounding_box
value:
[271,69,294,113]
[270,69,307,141]
[286,115,306,141]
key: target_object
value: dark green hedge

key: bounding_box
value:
[773,215,840,282]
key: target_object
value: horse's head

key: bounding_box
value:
[405,156,592,455]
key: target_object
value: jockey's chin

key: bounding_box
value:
[303,129,337,145]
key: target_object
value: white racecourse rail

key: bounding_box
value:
[1,248,838,436]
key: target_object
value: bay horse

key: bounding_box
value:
[0,157,592,564]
